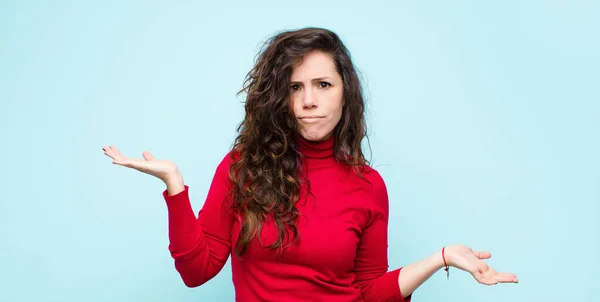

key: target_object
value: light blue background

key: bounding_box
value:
[1,1,598,301]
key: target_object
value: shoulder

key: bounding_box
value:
[211,150,241,183]
[342,154,386,189]
[358,163,387,190]
[216,149,242,169]
[358,164,389,212]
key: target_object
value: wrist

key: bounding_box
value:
[438,246,451,280]
[164,172,185,196]
[164,171,183,184]
[432,249,446,270]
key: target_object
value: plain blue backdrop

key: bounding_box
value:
[1,1,598,301]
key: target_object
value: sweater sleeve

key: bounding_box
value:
[162,152,235,287]
[353,172,412,302]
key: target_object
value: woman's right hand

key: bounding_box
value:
[102,145,180,183]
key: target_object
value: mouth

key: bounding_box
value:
[299,116,325,122]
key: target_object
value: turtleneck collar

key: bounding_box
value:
[297,134,335,159]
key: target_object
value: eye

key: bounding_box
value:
[319,81,331,89]
[290,84,300,91]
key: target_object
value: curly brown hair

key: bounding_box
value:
[229,27,369,258]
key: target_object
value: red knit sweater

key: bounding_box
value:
[162,135,411,301]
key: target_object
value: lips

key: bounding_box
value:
[299,116,324,122]
[300,115,325,119]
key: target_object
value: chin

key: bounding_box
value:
[300,129,332,142]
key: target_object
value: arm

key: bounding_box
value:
[354,174,518,298]
[354,172,445,299]
[398,244,520,295]
[396,250,444,298]
[162,153,235,287]
[353,173,411,302]
[399,243,519,293]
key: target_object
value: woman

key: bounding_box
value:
[103,27,518,301]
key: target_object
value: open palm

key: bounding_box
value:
[446,244,518,285]
[102,145,179,182]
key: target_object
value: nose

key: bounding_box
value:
[302,87,318,109]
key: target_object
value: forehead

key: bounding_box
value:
[290,51,338,79]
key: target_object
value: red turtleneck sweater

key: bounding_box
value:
[162,136,411,301]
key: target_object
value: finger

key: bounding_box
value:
[142,151,155,161]
[474,251,491,259]
[113,160,139,169]
[495,277,518,283]
[105,145,127,161]
[103,146,114,159]
[495,272,519,283]
[477,268,518,285]
[103,146,118,160]
[108,145,121,157]
[110,145,123,156]
[112,159,127,166]
[473,272,497,286]
[103,145,114,155]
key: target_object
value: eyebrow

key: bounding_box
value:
[290,77,333,84]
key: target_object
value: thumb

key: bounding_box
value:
[142,151,155,161]
[474,251,492,260]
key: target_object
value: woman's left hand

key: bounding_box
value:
[445,244,519,285]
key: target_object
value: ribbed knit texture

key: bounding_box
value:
[163,135,411,301]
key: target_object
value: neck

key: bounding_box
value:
[297,134,334,159]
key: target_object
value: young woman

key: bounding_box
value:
[103,27,518,301]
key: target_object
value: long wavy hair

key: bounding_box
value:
[229,27,369,258]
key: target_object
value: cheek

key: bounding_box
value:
[331,95,344,122]
[318,100,343,133]
[330,107,342,126]
[288,96,299,114]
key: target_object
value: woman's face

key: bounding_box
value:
[289,50,344,142]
